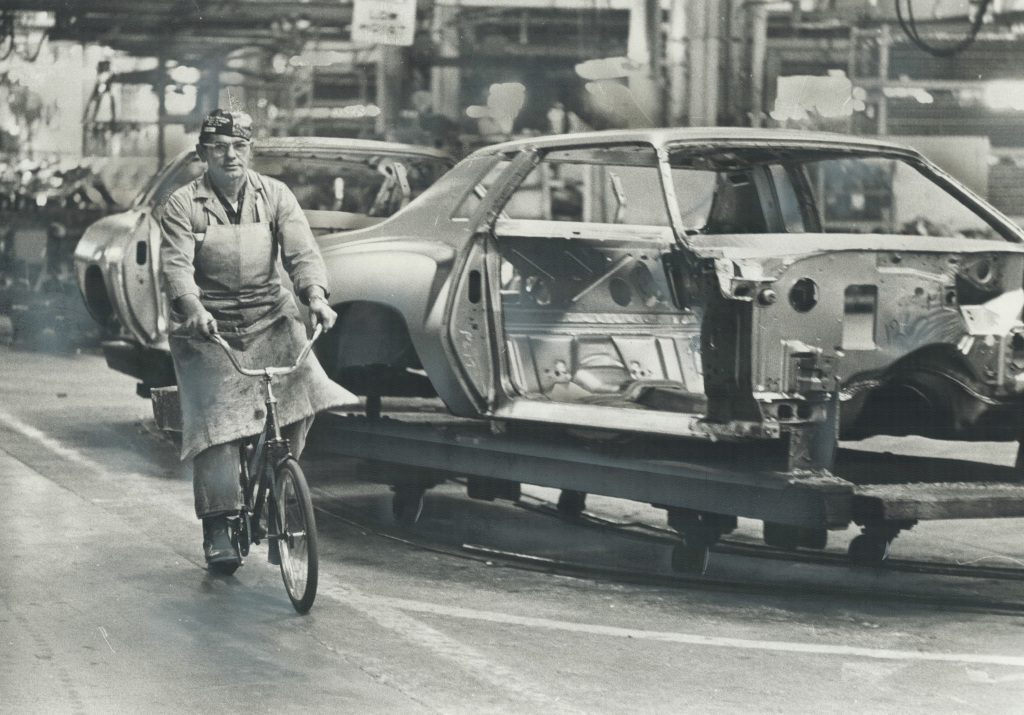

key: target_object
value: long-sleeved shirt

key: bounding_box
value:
[159,169,329,306]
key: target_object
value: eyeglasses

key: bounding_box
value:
[201,141,252,158]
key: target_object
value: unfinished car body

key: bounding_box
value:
[73,137,453,392]
[320,128,1024,476]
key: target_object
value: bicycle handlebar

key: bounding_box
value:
[209,323,324,378]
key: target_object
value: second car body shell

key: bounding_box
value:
[316,128,1024,440]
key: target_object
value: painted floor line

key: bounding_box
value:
[0,406,106,472]
[378,596,1024,668]
[0,408,560,708]
[332,584,559,708]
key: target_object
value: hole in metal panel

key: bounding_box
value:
[468,269,481,304]
[609,277,632,307]
[842,284,877,350]
[135,240,147,265]
[789,278,818,313]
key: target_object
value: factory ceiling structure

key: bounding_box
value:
[6,2,1024,160]
[0,1,366,161]
[0,0,355,66]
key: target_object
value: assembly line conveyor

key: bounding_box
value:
[305,403,1024,568]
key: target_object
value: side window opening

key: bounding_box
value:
[671,168,716,233]
[806,156,995,237]
[668,147,1004,240]
[704,171,768,234]
[782,163,823,232]
[769,164,806,233]
[492,145,671,229]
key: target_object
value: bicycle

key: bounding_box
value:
[209,323,323,613]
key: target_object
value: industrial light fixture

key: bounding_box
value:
[168,64,201,85]
[982,80,1024,111]
[270,14,315,46]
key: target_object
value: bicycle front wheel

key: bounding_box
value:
[273,458,319,613]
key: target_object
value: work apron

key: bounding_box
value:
[168,215,357,463]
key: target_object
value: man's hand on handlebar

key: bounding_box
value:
[187,309,218,339]
[308,295,337,331]
[175,294,218,339]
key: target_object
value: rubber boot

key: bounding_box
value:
[203,515,242,574]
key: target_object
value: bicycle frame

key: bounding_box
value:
[210,324,324,549]
[238,410,292,548]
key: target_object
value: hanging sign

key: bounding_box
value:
[351,0,417,46]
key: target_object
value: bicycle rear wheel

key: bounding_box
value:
[272,458,319,613]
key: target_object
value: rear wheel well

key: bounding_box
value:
[319,301,436,398]
[82,265,117,331]
[887,345,979,381]
[842,346,979,439]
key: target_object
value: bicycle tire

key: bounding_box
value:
[273,458,319,613]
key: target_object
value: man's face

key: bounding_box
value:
[198,136,253,186]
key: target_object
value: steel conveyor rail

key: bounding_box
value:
[311,411,854,529]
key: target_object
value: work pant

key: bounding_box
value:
[192,416,314,519]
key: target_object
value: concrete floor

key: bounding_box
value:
[3,344,1024,713]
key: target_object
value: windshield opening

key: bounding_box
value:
[253,154,449,216]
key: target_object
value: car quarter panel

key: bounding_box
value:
[74,210,139,335]
[319,237,479,416]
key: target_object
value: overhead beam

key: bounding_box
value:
[0,0,354,65]
[0,0,351,22]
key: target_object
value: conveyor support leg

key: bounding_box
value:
[1015,438,1024,482]
[466,476,521,502]
[391,483,427,525]
[557,490,587,517]
[366,394,382,420]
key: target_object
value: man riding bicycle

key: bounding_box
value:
[160,108,356,573]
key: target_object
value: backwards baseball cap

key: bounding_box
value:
[199,108,254,140]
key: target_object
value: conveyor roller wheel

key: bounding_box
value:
[847,533,890,566]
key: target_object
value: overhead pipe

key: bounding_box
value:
[749,1,769,127]
[666,0,688,127]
